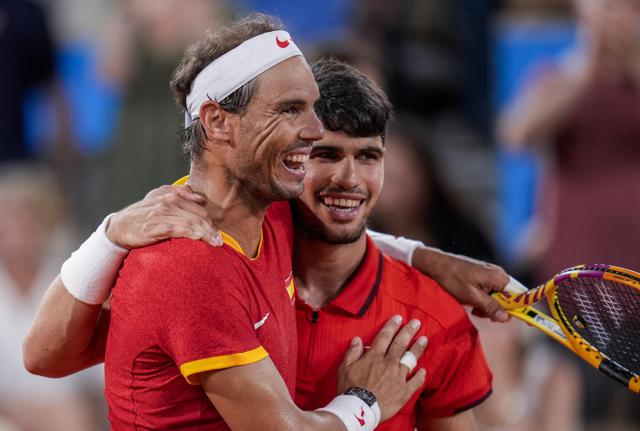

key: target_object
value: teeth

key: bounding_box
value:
[321,197,361,208]
[283,154,309,163]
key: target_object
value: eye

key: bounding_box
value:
[357,152,381,161]
[312,151,339,161]
[281,105,300,115]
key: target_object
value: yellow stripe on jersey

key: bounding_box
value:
[180,346,269,385]
[286,279,295,301]
[172,175,264,260]
[173,175,189,185]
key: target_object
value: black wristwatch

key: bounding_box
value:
[342,387,377,407]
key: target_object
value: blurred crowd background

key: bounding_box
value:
[1,0,639,430]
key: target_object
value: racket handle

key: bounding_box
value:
[504,276,528,294]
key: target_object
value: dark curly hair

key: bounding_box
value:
[311,58,392,140]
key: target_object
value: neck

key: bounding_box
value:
[293,229,367,309]
[188,162,267,258]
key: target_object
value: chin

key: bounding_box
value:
[313,223,366,245]
[270,181,304,201]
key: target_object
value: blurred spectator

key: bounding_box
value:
[370,116,496,262]
[354,0,496,136]
[0,163,105,431]
[501,0,640,275]
[500,0,640,428]
[0,0,75,177]
[471,317,582,431]
[91,0,225,219]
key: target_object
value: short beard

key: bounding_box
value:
[291,199,369,245]
[227,160,302,208]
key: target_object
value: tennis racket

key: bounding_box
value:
[492,264,640,394]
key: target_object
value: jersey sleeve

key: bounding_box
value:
[148,240,268,385]
[418,316,493,417]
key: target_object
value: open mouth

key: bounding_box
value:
[282,153,309,174]
[319,195,365,215]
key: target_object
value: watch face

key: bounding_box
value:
[344,387,377,407]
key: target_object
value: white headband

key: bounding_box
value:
[184,30,302,127]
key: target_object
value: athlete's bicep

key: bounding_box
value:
[417,409,477,431]
[199,357,346,431]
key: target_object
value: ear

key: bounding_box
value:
[199,100,233,143]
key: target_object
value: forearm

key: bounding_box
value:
[202,360,350,431]
[23,275,109,377]
[501,70,589,149]
[374,232,510,321]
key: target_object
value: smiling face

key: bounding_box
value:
[291,130,384,244]
[226,56,324,203]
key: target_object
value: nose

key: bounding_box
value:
[332,157,359,190]
[299,111,325,142]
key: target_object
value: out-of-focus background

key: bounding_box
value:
[1,0,639,429]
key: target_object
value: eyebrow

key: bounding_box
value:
[311,145,384,154]
[274,98,308,109]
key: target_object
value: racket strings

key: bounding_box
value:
[557,277,640,374]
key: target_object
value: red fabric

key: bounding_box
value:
[295,236,492,429]
[105,201,297,430]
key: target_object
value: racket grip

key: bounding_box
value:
[504,276,528,294]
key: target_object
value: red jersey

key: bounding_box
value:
[295,236,492,429]
[105,201,297,430]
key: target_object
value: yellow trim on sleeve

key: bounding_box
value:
[180,346,269,385]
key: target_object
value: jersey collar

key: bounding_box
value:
[329,235,383,317]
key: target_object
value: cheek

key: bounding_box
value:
[241,116,285,159]
[365,168,384,202]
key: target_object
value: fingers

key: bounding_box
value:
[472,307,511,322]
[468,288,510,323]
[341,337,364,368]
[369,315,403,354]
[173,184,206,204]
[140,185,223,247]
[385,319,422,361]
[405,368,427,396]
[478,264,510,293]
[147,215,222,247]
[146,184,205,204]
[399,336,428,376]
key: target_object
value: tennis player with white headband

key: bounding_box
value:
[183,28,303,127]
[25,14,428,431]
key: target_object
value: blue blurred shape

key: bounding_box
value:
[493,19,576,262]
[235,0,354,43]
[24,42,122,155]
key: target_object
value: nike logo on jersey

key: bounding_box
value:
[254,313,270,330]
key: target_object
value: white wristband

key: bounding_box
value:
[61,214,129,304]
[316,394,381,431]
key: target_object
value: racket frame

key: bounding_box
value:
[492,264,640,394]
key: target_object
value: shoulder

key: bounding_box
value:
[265,201,293,230]
[266,201,292,219]
[127,238,231,270]
[119,238,242,293]
[379,256,470,332]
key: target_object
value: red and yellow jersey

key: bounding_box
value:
[295,236,493,429]
[105,201,296,430]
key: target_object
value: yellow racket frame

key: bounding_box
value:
[492,265,640,394]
